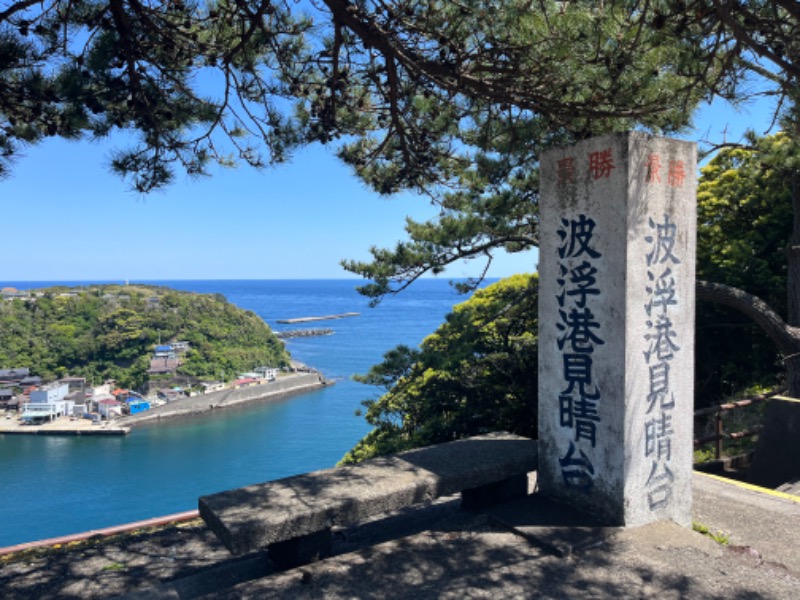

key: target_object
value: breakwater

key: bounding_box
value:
[119,372,327,426]
[276,312,359,324]
[276,328,333,339]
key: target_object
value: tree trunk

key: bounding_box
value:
[696,280,800,396]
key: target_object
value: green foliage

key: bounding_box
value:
[695,133,800,401]
[2,3,799,453]
[0,2,796,305]
[693,447,717,465]
[2,5,797,476]
[0,1,753,193]
[0,284,289,390]
[2,2,796,303]
[340,273,538,464]
[698,134,799,309]
[343,133,800,461]
[692,521,730,545]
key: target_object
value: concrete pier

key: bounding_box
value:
[276,313,359,324]
[0,415,130,435]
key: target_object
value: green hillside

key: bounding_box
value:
[0,284,290,390]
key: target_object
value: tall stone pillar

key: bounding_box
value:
[538,132,696,526]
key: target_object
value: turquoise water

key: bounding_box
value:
[0,279,483,547]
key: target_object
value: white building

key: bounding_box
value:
[86,383,111,398]
[97,399,123,419]
[30,383,69,404]
[254,366,279,381]
[22,383,74,422]
[201,381,226,394]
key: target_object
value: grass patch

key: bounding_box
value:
[692,521,730,545]
[693,447,717,464]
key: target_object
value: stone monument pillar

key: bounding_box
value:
[538,132,696,526]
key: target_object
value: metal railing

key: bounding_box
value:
[693,389,783,460]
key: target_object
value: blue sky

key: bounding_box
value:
[1,92,779,284]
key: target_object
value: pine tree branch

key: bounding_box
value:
[696,279,800,356]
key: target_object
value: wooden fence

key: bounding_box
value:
[693,390,783,460]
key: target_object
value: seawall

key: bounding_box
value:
[119,373,327,426]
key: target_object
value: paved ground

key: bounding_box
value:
[1,473,798,599]
[0,413,129,434]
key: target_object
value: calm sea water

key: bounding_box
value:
[0,279,487,547]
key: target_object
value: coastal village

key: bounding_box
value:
[0,339,285,434]
[0,285,345,436]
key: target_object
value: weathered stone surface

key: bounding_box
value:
[5,473,799,599]
[199,456,439,555]
[198,432,538,555]
[538,132,696,526]
[394,432,539,497]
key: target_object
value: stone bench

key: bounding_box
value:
[198,432,538,569]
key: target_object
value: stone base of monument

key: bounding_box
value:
[694,452,755,481]
[484,493,618,558]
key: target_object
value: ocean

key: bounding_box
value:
[0,279,490,548]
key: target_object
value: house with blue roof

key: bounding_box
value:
[126,399,151,415]
[154,345,176,359]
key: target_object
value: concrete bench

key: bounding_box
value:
[199,432,538,569]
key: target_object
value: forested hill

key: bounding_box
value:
[0,284,290,390]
